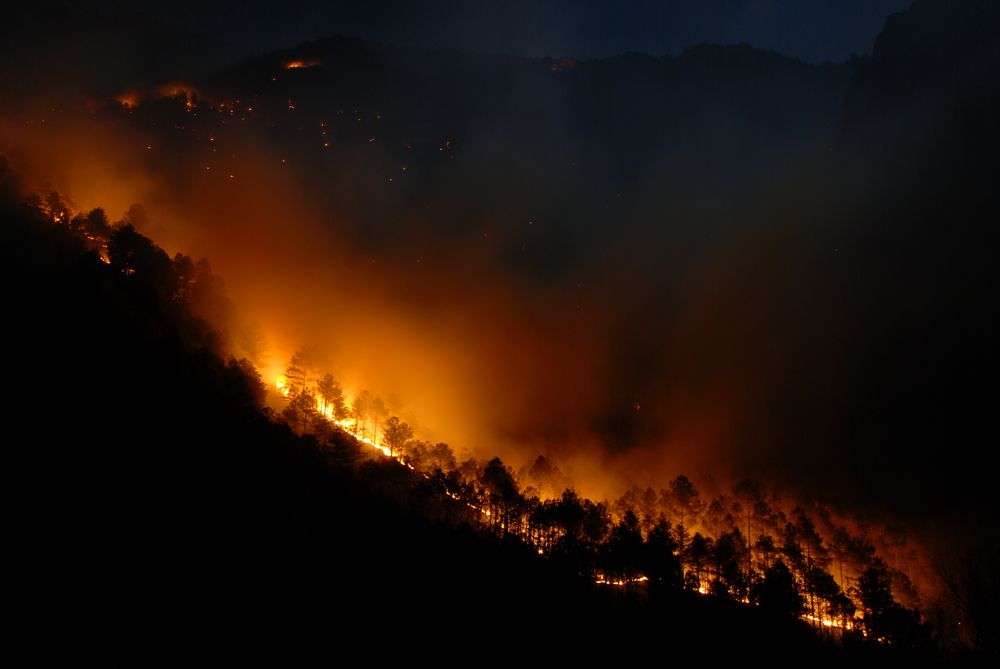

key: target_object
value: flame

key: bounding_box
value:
[110,83,198,111]
[802,613,863,632]
[595,575,650,587]
[285,60,320,70]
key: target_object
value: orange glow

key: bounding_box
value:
[114,92,139,108]
[285,60,320,70]
[595,575,649,587]
[155,82,199,100]
[802,613,862,633]
[0,91,940,630]
[110,83,198,111]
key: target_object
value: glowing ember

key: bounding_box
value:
[595,575,650,587]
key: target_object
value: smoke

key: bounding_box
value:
[2,3,996,551]
[0,105,819,510]
[1,101,605,470]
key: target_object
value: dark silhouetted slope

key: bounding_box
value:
[2,163,918,662]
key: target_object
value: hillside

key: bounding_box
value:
[2,0,998,660]
[46,0,996,527]
[3,161,926,661]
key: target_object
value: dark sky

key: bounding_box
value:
[158,0,910,63]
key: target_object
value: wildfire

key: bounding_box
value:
[273,376,394,458]
[803,613,863,633]
[111,83,198,110]
[267,373,891,643]
[595,575,649,587]
[285,60,320,70]
[155,82,199,100]
[115,92,139,109]
[273,376,471,486]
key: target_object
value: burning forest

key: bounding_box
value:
[2,0,998,661]
[0,175,963,654]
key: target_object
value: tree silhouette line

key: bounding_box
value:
[276,347,931,649]
[16,174,933,653]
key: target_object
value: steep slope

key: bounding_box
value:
[4,165,865,660]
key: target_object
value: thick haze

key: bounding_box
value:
[2,0,997,550]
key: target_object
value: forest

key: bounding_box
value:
[5,158,965,661]
[274,342,930,642]
[4,0,997,661]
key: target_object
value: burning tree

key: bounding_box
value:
[317,373,348,420]
[382,415,413,457]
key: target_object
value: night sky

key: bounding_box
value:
[1,0,912,110]
[137,0,912,63]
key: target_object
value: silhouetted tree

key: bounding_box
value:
[479,457,520,533]
[282,390,318,433]
[38,190,72,225]
[753,559,804,618]
[227,357,267,408]
[674,522,691,567]
[713,528,749,600]
[552,489,587,538]
[734,479,764,584]
[403,439,430,470]
[351,390,376,439]
[705,496,732,537]
[186,257,234,332]
[71,207,112,253]
[108,224,178,304]
[427,442,456,471]
[523,455,563,499]
[382,415,413,457]
[529,497,555,551]
[644,516,683,588]
[581,499,611,549]
[663,475,702,553]
[755,534,778,571]
[284,346,322,396]
[613,488,639,520]
[856,562,928,647]
[317,373,347,420]
[370,395,387,444]
[637,486,659,534]
[548,491,608,579]
[790,507,829,625]
[686,533,711,591]
[605,510,644,583]
[173,253,197,301]
[804,561,847,629]
[120,203,148,229]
